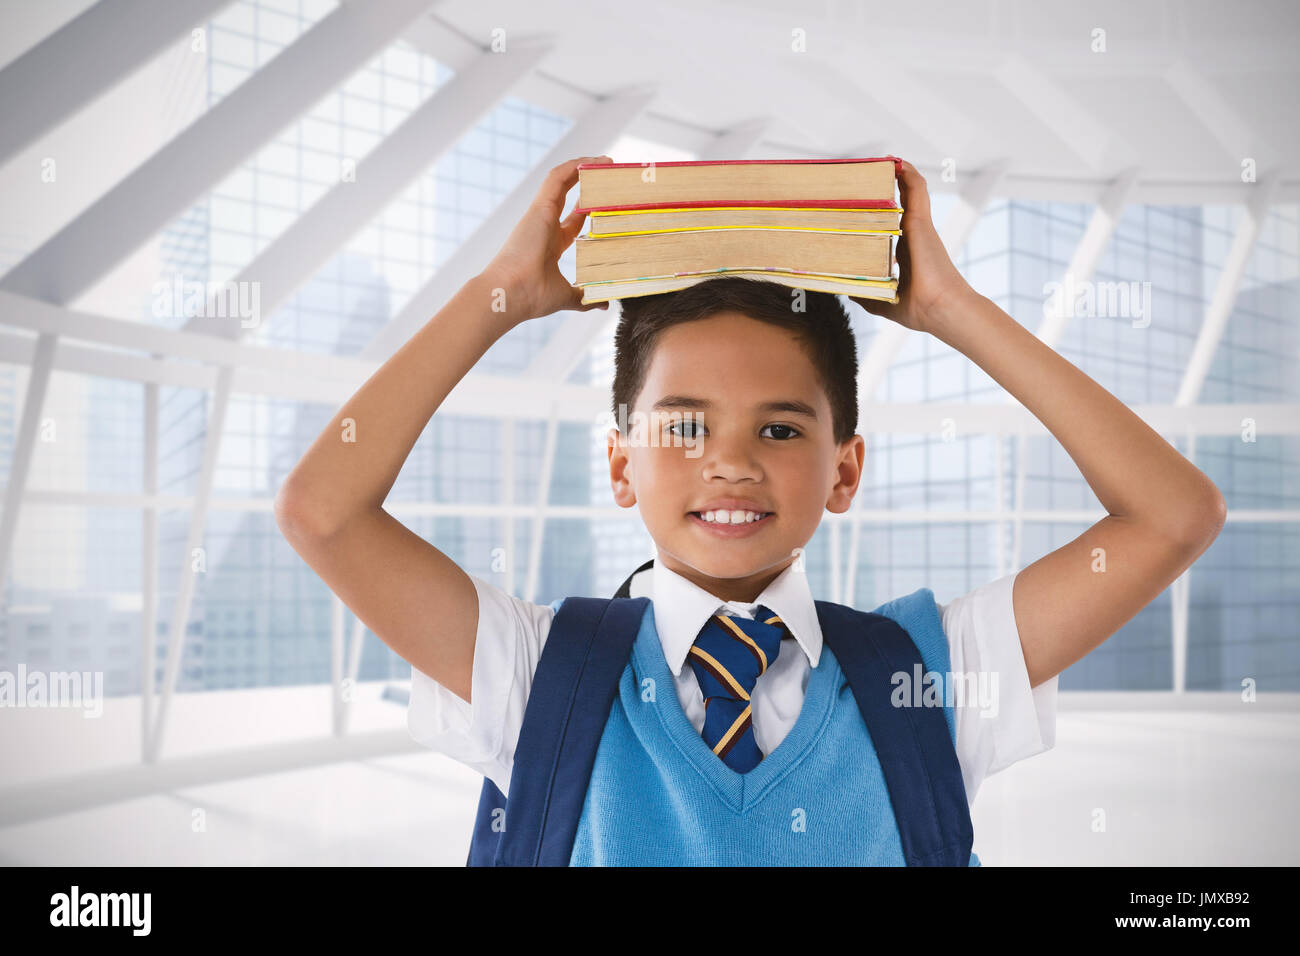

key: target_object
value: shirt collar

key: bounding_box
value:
[626,558,823,676]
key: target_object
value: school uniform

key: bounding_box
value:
[409,559,1058,865]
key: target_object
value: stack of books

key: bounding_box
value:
[574,156,902,304]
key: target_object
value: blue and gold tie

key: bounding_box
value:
[686,604,787,773]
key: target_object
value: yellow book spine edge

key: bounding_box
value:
[579,271,898,288]
[589,226,902,238]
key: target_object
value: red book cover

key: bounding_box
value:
[575,156,903,170]
[575,156,903,213]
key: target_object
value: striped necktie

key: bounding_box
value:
[686,604,787,773]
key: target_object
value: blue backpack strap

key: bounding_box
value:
[466,594,650,866]
[466,778,508,866]
[815,600,973,866]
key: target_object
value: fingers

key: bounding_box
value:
[893,235,911,295]
[568,283,609,311]
[851,295,898,323]
[558,202,589,247]
[894,159,931,220]
[534,154,613,216]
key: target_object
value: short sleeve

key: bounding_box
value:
[406,572,558,796]
[939,570,1058,805]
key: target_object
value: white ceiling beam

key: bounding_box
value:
[0,0,442,305]
[0,325,608,418]
[402,7,734,162]
[330,596,346,735]
[1175,175,1281,406]
[10,489,1300,526]
[4,322,1296,437]
[523,402,560,603]
[141,380,160,759]
[1009,166,1137,574]
[855,158,1010,417]
[0,334,55,590]
[925,173,1300,207]
[1172,423,1198,692]
[0,288,370,381]
[182,37,554,336]
[361,85,657,360]
[1035,167,1140,347]
[501,419,516,596]
[1138,179,1298,206]
[1163,60,1266,163]
[519,310,609,384]
[933,159,1013,257]
[0,0,233,168]
[0,329,226,391]
[338,613,368,735]
[993,55,1124,171]
[146,365,233,762]
[819,56,977,160]
[856,401,1300,436]
[402,13,596,123]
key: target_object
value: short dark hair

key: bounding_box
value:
[612,277,859,444]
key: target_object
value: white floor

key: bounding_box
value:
[971,706,1300,865]
[1,686,1297,866]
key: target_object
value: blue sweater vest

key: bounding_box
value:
[561,591,981,866]
[465,586,980,866]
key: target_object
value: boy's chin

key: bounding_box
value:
[669,542,788,580]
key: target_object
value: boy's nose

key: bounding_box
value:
[699,443,763,481]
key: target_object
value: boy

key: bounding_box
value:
[275,155,1226,865]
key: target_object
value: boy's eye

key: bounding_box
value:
[665,422,800,440]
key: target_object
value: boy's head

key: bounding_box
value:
[607,277,865,600]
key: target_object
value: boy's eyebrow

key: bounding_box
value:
[650,395,819,419]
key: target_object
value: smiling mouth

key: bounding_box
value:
[688,510,774,525]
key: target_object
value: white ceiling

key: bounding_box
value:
[428,0,1300,188]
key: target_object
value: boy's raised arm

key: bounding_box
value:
[853,160,1227,690]
[274,156,611,704]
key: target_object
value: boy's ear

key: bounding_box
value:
[825,434,865,514]
[606,427,625,467]
[608,427,637,507]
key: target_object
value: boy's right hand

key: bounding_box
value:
[479,155,614,325]
[850,159,978,335]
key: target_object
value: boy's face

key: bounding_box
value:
[607,310,864,604]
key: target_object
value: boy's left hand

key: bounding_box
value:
[850,159,977,335]
[481,155,613,325]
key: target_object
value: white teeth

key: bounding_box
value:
[698,509,768,524]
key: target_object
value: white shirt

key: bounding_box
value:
[408,560,1058,807]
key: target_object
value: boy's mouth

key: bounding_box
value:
[687,509,774,537]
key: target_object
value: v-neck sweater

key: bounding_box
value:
[567,590,981,866]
